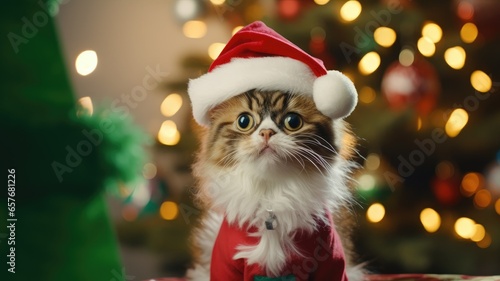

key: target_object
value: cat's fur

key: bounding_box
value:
[187,90,360,280]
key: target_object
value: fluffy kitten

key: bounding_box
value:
[187,89,360,280]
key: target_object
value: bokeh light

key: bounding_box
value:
[422,22,442,43]
[470,70,492,93]
[358,174,376,191]
[175,0,200,20]
[374,27,396,47]
[473,189,492,208]
[417,37,436,57]
[365,153,381,170]
[359,86,376,104]
[210,0,225,5]
[444,46,466,70]
[454,217,476,239]
[460,22,478,43]
[461,172,483,196]
[399,49,414,66]
[208,43,226,60]
[158,120,181,146]
[314,0,330,4]
[470,224,486,242]
[160,201,179,220]
[77,96,94,116]
[367,203,385,223]
[183,20,207,39]
[420,208,441,233]
[75,50,98,76]
[161,93,183,117]
[340,1,362,22]
[477,233,492,248]
[142,163,157,180]
[232,25,243,35]
[445,108,468,138]
[358,51,381,75]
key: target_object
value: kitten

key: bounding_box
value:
[187,89,360,280]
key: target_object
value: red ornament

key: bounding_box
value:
[381,58,440,115]
[278,0,301,20]
[432,177,461,206]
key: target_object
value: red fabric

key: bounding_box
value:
[210,217,348,281]
[209,21,328,78]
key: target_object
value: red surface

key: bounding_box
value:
[142,275,500,281]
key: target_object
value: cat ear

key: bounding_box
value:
[313,70,358,120]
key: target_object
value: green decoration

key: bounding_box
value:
[254,275,296,281]
[1,1,148,280]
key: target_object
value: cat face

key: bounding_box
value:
[204,90,340,175]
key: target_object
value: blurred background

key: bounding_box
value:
[3,0,500,280]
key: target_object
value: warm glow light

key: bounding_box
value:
[358,52,381,75]
[454,217,476,239]
[417,117,422,131]
[477,233,491,248]
[208,43,226,60]
[175,0,199,20]
[314,0,330,5]
[445,108,468,138]
[470,70,492,93]
[474,189,492,208]
[75,50,98,76]
[471,224,486,242]
[160,201,179,220]
[232,26,243,35]
[183,20,207,39]
[340,1,362,22]
[210,0,225,5]
[358,174,376,191]
[158,120,181,146]
[374,27,397,47]
[121,205,138,221]
[77,96,94,116]
[496,199,500,215]
[131,183,151,208]
[417,37,436,57]
[359,86,376,104]
[399,49,414,66]
[422,22,442,43]
[436,161,455,180]
[420,208,441,233]
[142,163,157,180]
[366,203,385,223]
[460,23,478,43]
[161,93,183,117]
[444,46,466,70]
[365,153,380,170]
[461,172,482,196]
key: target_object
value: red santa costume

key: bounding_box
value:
[211,214,348,281]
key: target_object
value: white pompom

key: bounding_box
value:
[313,70,358,119]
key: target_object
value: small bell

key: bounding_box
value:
[265,210,277,230]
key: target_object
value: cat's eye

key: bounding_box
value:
[283,113,303,131]
[236,113,254,131]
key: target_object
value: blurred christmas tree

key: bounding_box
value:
[115,0,500,276]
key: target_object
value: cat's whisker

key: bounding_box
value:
[296,146,333,172]
[294,149,328,175]
[298,134,338,155]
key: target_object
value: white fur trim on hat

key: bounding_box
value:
[313,70,358,120]
[188,57,357,126]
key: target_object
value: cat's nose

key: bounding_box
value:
[259,129,276,142]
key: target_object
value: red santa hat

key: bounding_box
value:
[188,21,358,126]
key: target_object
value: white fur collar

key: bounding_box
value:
[202,159,353,276]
